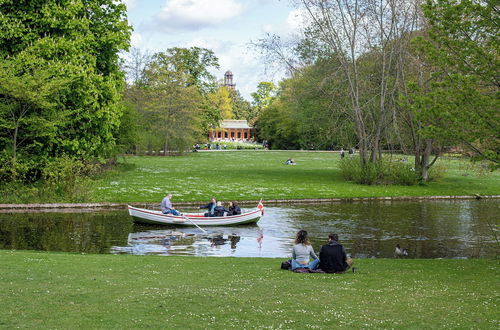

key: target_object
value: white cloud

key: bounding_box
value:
[262,8,306,35]
[157,0,244,31]
[121,0,138,10]
[130,32,143,47]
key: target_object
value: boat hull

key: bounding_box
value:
[128,205,262,226]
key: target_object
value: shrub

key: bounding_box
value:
[339,158,419,186]
[41,156,92,202]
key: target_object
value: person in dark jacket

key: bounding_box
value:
[213,201,229,217]
[200,197,217,217]
[227,201,242,216]
[319,233,353,273]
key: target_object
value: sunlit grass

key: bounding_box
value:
[89,151,500,203]
[1,250,498,328]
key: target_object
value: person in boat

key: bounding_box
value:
[227,201,242,216]
[318,233,353,273]
[291,230,319,270]
[200,197,217,217]
[160,193,181,216]
[213,201,229,217]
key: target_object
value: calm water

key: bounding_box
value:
[0,200,498,258]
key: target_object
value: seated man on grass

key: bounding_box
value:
[319,233,353,273]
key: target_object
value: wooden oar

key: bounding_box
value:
[182,215,207,234]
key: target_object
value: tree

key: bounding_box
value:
[0,0,131,180]
[410,0,500,165]
[230,89,254,121]
[251,82,277,119]
[0,58,70,161]
[254,58,355,150]
[153,47,220,93]
[208,86,233,120]
[140,53,204,154]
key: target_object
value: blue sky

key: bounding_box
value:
[122,0,302,99]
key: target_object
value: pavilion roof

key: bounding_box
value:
[219,120,252,129]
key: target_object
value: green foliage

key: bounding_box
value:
[122,47,221,152]
[0,0,131,182]
[140,53,205,154]
[255,59,355,150]
[230,89,254,121]
[251,81,277,119]
[422,0,499,88]
[115,100,140,154]
[151,47,220,93]
[410,0,500,165]
[41,156,93,201]
[207,86,233,119]
[340,158,420,186]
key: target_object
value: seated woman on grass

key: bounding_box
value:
[291,230,319,270]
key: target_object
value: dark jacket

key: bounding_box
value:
[227,205,242,216]
[200,202,216,216]
[319,241,348,273]
[213,206,229,217]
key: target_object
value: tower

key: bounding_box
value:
[224,70,236,89]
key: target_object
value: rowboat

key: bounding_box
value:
[127,201,264,226]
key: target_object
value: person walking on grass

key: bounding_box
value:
[319,233,353,273]
[161,193,181,216]
[291,230,319,270]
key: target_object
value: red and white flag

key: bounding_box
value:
[257,199,264,215]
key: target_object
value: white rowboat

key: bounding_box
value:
[128,202,264,226]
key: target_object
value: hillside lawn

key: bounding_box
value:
[89,151,500,203]
[1,250,498,328]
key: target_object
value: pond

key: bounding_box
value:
[0,200,498,259]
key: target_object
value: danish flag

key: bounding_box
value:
[257,199,264,215]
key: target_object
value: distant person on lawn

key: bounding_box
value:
[160,193,181,216]
[318,233,353,273]
[200,197,217,217]
[291,230,319,270]
[227,201,242,216]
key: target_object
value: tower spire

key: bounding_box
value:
[224,70,236,89]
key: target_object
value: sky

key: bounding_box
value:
[122,0,302,100]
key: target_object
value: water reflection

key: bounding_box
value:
[0,200,498,258]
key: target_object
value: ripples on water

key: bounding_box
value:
[0,200,498,258]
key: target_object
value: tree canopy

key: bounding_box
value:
[0,0,131,181]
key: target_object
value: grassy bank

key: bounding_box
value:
[89,151,499,203]
[2,151,499,203]
[1,250,498,328]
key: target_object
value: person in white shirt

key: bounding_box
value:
[291,230,319,270]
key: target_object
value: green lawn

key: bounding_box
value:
[89,151,500,203]
[1,250,498,328]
